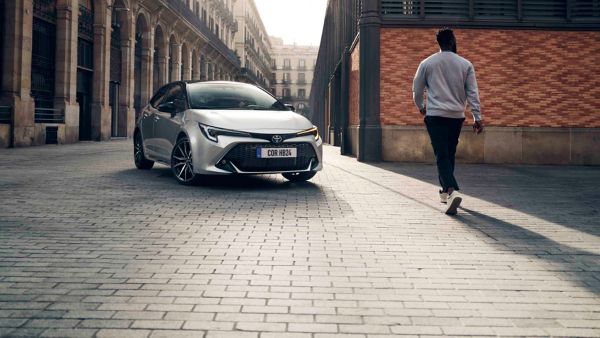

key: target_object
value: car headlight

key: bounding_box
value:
[296,126,320,141]
[198,123,251,142]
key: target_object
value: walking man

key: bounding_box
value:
[412,27,484,215]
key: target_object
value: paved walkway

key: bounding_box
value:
[0,140,599,337]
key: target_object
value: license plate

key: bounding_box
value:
[257,147,297,158]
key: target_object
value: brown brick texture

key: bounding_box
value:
[350,43,360,126]
[380,28,600,127]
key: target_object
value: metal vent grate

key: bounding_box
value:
[523,0,566,19]
[424,0,470,17]
[571,0,600,18]
[475,0,518,18]
[381,0,421,16]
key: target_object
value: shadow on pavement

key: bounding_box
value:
[107,167,354,219]
[370,162,600,237]
[456,207,600,296]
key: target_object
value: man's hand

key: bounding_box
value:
[419,107,426,116]
[473,120,484,134]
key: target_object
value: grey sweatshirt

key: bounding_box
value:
[413,51,481,121]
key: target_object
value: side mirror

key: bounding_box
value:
[157,102,176,114]
[284,104,296,112]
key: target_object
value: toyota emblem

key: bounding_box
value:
[271,135,283,144]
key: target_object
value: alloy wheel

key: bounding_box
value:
[134,136,143,165]
[172,138,195,183]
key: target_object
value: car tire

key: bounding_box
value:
[282,171,317,182]
[171,136,203,185]
[134,132,154,170]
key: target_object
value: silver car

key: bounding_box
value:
[134,81,323,185]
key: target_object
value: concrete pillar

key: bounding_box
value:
[91,2,112,141]
[119,12,136,138]
[55,0,80,143]
[170,43,181,82]
[0,0,35,147]
[358,0,382,162]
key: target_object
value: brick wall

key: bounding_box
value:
[380,28,600,128]
[350,43,360,126]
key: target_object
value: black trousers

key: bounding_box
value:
[424,116,465,192]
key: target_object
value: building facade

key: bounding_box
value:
[270,37,318,118]
[0,0,240,148]
[233,0,272,89]
[311,0,600,165]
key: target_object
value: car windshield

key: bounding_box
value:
[187,82,287,111]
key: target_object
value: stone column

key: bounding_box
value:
[340,47,351,155]
[91,1,112,141]
[358,0,382,162]
[157,38,169,87]
[192,56,201,80]
[140,34,154,115]
[170,43,182,82]
[55,0,80,143]
[119,12,136,138]
[182,50,192,81]
[0,0,35,147]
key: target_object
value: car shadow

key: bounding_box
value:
[109,167,354,219]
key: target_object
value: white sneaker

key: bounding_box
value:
[444,191,462,215]
[439,191,448,204]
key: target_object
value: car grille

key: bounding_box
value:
[221,142,317,172]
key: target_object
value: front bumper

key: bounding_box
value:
[187,125,324,175]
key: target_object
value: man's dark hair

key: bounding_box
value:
[436,27,455,51]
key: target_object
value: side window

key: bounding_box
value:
[162,84,186,112]
[150,85,170,108]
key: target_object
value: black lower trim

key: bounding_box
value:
[218,142,318,172]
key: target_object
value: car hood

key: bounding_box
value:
[187,109,313,133]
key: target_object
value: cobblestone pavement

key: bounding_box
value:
[0,140,599,338]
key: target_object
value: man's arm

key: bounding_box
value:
[465,63,481,122]
[413,61,427,114]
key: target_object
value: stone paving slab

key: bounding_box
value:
[0,140,599,337]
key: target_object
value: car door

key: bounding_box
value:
[154,83,187,161]
[142,84,170,158]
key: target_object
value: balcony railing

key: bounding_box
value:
[35,108,64,124]
[163,0,239,67]
[297,79,307,85]
[0,106,11,124]
[239,68,267,88]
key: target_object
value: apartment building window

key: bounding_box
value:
[271,59,276,68]
[209,17,214,31]
[298,73,306,84]
[283,73,291,84]
[283,88,291,98]
[283,58,291,69]
[194,1,199,16]
[299,59,306,70]
[216,23,220,38]
[298,103,305,110]
[202,8,207,22]
[271,72,276,82]
[298,89,306,99]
